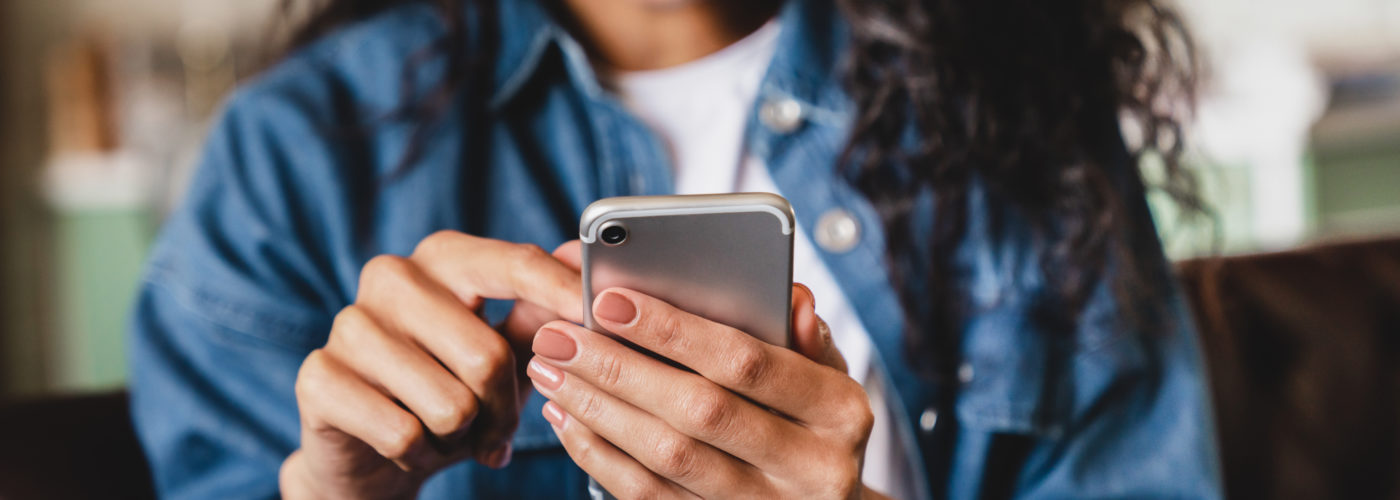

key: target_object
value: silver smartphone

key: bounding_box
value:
[579,193,796,348]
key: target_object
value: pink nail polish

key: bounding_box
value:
[542,400,567,428]
[533,327,577,361]
[594,291,637,324]
[527,359,564,391]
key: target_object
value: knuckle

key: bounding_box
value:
[568,430,598,464]
[510,242,550,263]
[481,333,514,366]
[724,344,771,389]
[293,350,329,402]
[651,434,701,481]
[332,304,370,330]
[835,384,875,441]
[680,386,732,436]
[412,230,466,259]
[327,303,389,350]
[621,473,666,500]
[646,312,686,350]
[359,254,412,291]
[328,306,373,345]
[363,254,411,280]
[464,335,514,381]
[379,415,424,459]
[426,392,476,435]
[506,243,551,281]
[595,352,626,389]
[850,403,876,441]
[576,391,607,423]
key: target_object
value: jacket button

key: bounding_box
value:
[814,209,860,253]
[919,408,939,433]
[759,97,803,133]
[957,362,975,384]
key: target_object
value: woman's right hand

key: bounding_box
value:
[279,232,584,500]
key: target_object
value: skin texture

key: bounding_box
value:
[532,284,892,498]
[281,233,587,499]
[280,234,892,499]
[558,0,783,71]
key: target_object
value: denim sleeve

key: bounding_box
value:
[127,81,343,498]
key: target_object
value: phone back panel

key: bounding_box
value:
[580,194,794,347]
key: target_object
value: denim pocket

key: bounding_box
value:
[954,301,1071,438]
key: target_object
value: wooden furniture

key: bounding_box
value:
[1180,237,1400,500]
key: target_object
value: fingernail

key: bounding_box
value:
[527,358,564,391]
[595,291,636,324]
[542,400,567,429]
[795,283,815,307]
[533,327,577,361]
[485,443,513,469]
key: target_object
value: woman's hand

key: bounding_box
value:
[281,233,585,500]
[527,284,889,499]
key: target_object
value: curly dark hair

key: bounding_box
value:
[277,0,1204,381]
[837,0,1203,380]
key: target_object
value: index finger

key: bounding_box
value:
[410,231,584,324]
[499,240,584,345]
[590,287,858,423]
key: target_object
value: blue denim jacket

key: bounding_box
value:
[128,0,1223,498]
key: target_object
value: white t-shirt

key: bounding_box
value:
[605,21,919,499]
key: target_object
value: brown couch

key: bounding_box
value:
[0,392,154,499]
[1,237,1397,499]
[1178,236,1400,500]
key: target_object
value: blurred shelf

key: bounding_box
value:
[1310,67,1400,240]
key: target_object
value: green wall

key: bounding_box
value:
[51,209,152,390]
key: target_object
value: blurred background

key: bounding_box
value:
[0,0,1397,405]
[1,0,279,397]
[0,0,1397,498]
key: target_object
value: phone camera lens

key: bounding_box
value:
[600,224,628,245]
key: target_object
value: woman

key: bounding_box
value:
[129,0,1221,498]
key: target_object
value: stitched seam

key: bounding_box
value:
[144,264,329,353]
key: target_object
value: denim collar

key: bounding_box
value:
[486,0,851,117]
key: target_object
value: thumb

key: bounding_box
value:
[791,283,848,374]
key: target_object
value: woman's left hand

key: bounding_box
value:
[526,283,887,499]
